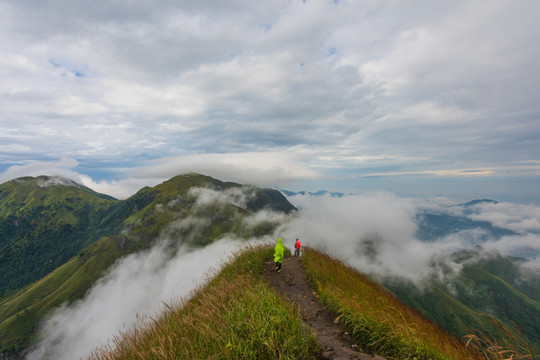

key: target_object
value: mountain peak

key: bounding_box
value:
[35,175,82,188]
[278,188,344,198]
[461,199,498,206]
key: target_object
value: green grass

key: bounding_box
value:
[90,245,321,360]
[0,236,123,354]
[301,247,483,360]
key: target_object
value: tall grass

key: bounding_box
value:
[302,247,483,360]
[90,244,320,360]
[464,330,535,360]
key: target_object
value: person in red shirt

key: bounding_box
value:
[294,238,301,257]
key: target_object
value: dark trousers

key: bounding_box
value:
[275,261,282,271]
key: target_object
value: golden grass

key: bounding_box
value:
[464,329,535,360]
[89,244,320,360]
[302,247,484,360]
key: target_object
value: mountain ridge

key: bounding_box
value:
[0,173,295,358]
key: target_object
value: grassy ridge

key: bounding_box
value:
[302,248,482,360]
[90,245,320,360]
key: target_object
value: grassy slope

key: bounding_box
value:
[384,260,540,357]
[90,245,321,360]
[301,248,483,360]
[0,237,123,354]
[0,176,120,297]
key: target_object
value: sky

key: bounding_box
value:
[1,0,540,202]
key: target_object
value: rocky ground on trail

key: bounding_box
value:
[264,257,387,360]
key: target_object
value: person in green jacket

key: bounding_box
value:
[274,237,285,273]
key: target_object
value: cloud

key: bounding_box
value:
[189,186,256,209]
[280,193,540,282]
[25,237,250,360]
[0,158,80,182]
[1,1,539,202]
[0,152,321,199]
[131,152,322,189]
[279,192,437,282]
[463,201,540,234]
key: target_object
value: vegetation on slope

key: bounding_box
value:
[0,236,124,355]
[302,247,483,360]
[384,250,540,358]
[0,173,295,358]
[90,245,320,360]
[0,176,122,297]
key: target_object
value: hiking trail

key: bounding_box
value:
[264,257,387,360]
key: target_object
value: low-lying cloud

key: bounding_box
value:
[25,238,254,360]
[279,193,441,282]
[280,193,540,283]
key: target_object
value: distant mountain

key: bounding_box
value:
[415,210,516,244]
[0,174,296,358]
[278,188,344,198]
[460,199,499,207]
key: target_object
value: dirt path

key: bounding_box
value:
[264,257,386,360]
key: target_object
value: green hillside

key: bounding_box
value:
[90,246,485,360]
[384,250,540,357]
[0,174,295,358]
[0,176,121,298]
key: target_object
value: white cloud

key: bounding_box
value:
[281,193,540,283]
[0,152,321,199]
[25,238,249,360]
[280,192,436,282]
[464,201,540,234]
[131,152,322,189]
[0,158,80,182]
[0,0,539,202]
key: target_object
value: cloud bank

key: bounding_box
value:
[1,0,539,201]
[281,194,540,282]
[0,153,321,199]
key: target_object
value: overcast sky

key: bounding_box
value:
[1,0,539,201]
